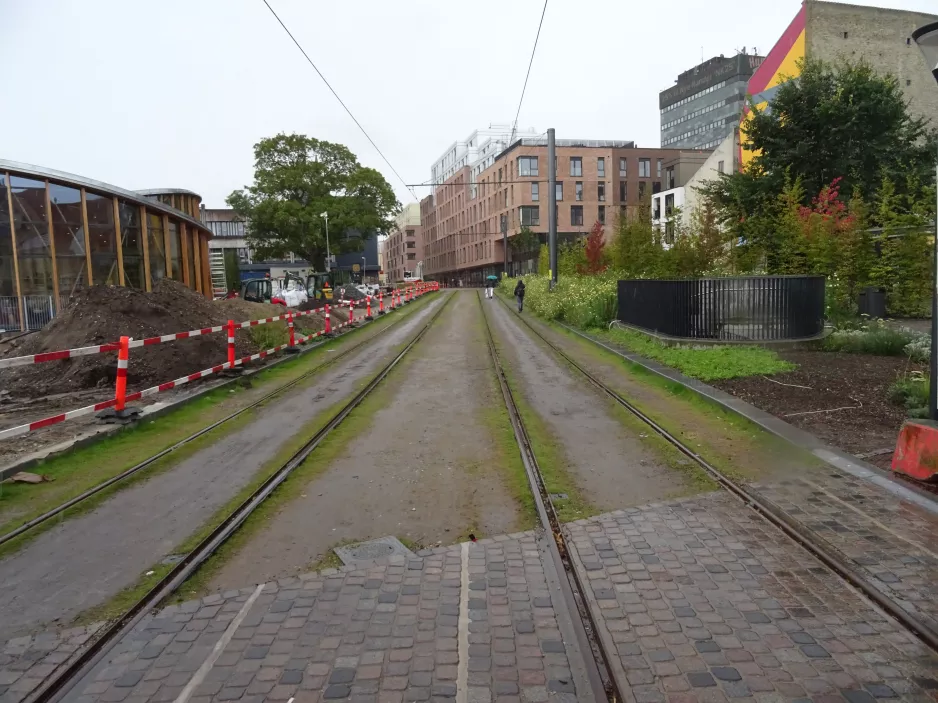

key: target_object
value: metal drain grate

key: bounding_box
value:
[334,536,417,566]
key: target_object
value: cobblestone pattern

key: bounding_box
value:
[565,491,938,703]
[0,624,104,703]
[53,532,581,703]
[754,470,938,634]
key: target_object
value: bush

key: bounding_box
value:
[905,333,931,363]
[889,371,929,416]
[822,320,914,356]
[500,273,618,328]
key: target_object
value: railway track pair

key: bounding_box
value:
[14,292,449,703]
[479,291,938,700]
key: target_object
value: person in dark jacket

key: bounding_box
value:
[513,279,526,313]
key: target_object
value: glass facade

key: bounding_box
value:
[86,190,118,286]
[147,212,166,283]
[119,202,144,289]
[0,166,211,318]
[9,176,53,296]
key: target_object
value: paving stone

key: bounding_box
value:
[323,683,352,699]
[330,668,355,684]
[687,673,716,688]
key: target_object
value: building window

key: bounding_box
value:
[555,182,563,201]
[639,158,651,178]
[653,181,661,194]
[570,206,584,226]
[619,157,627,176]
[520,206,540,227]
[406,229,415,237]
[653,197,661,221]
[531,182,539,201]
[518,156,538,176]
[666,166,675,190]
[597,158,605,177]
[619,181,626,201]
[665,221,675,244]
[598,183,605,202]
[657,159,663,178]
[575,182,583,201]
[638,182,646,198]
[406,241,415,249]
[407,253,416,260]
[598,205,605,225]
[665,193,675,215]
[498,168,502,184]
[718,160,725,174]
[570,157,582,177]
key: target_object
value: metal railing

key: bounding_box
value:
[617,276,825,341]
[0,296,58,332]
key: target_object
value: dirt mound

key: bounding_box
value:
[1,281,265,399]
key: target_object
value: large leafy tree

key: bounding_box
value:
[702,58,936,243]
[227,134,400,269]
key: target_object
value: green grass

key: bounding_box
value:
[823,322,915,356]
[0,294,437,553]
[598,326,795,381]
[889,370,930,418]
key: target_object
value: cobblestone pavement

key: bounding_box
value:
[566,490,938,703]
[24,533,587,703]
[753,470,938,636]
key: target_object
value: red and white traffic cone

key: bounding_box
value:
[378,292,385,315]
[348,300,355,326]
[324,304,333,337]
[366,295,374,320]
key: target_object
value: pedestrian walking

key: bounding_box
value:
[485,274,498,299]
[514,279,526,313]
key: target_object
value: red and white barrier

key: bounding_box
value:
[0,287,438,440]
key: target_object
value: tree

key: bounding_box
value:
[223,250,241,293]
[227,134,400,270]
[578,221,607,274]
[509,227,540,254]
[702,57,937,240]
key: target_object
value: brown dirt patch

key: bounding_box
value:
[0,281,337,399]
[711,351,922,459]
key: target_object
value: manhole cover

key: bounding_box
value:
[334,536,416,566]
[549,493,569,501]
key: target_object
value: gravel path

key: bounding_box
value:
[206,291,523,592]
[0,299,443,641]
[484,295,691,512]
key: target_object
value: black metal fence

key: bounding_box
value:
[617,276,825,341]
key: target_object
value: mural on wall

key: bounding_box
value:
[739,3,806,169]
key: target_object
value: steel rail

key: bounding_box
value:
[476,292,622,703]
[25,292,454,703]
[496,294,938,655]
[0,296,437,549]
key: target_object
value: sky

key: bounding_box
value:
[1,0,936,209]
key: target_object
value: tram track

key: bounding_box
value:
[22,291,453,703]
[0,295,434,551]
[492,292,938,660]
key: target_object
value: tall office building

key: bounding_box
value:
[660,52,764,150]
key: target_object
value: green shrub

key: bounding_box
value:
[889,371,929,416]
[248,323,288,350]
[499,273,618,328]
[822,320,914,356]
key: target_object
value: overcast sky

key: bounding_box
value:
[1,0,935,208]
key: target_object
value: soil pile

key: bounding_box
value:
[1,281,263,399]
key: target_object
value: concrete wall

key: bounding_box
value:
[806,1,938,129]
[683,132,739,226]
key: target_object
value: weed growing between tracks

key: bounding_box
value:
[0,295,436,552]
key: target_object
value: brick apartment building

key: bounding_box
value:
[384,204,423,283]
[421,139,710,284]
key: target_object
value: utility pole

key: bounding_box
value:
[502,214,508,278]
[547,128,557,287]
[320,211,331,272]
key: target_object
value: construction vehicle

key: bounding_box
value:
[238,272,308,307]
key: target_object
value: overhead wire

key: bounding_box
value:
[509,0,550,144]
[260,0,419,202]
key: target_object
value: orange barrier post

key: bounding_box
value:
[115,336,130,412]
[227,319,236,367]
[378,292,385,315]
[324,304,333,337]
[366,295,373,320]
[285,312,299,354]
[348,300,355,326]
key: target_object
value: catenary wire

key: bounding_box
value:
[260,0,419,202]
[510,0,550,144]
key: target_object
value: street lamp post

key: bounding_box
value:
[912,21,938,420]
[362,255,367,283]
[320,211,331,272]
